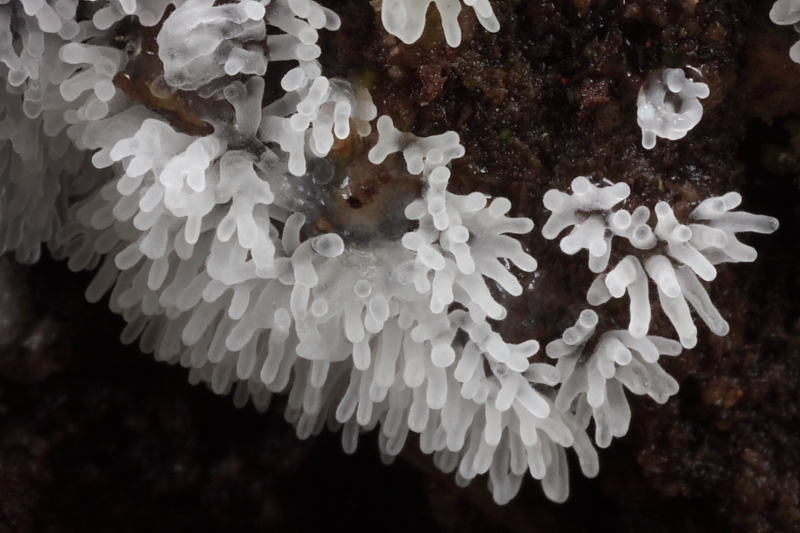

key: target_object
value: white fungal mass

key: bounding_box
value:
[771,0,800,63]
[636,68,710,150]
[0,0,779,506]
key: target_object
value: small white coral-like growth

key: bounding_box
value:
[0,3,109,264]
[261,73,377,176]
[381,0,499,47]
[771,0,800,63]
[7,0,66,35]
[369,115,537,321]
[544,178,779,349]
[158,0,269,90]
[0,83,102,263]
[368,115,464,173]
[157,0,339,92]
[0,0,83,62]
[398,170,538,322]
[59,42,128,123]
[688,192,781,264]
[1,0,100,127]
[147,0,369,176]
[542,176,652,273]
[546,310,682,448]
[91,0,176,29]
[637,68,710,150]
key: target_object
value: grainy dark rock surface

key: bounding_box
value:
[2,0,800,532]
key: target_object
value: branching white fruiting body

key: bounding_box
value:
[546,310,682,449]
[381,0,499,47]
[0,0,780,507]
[637,68,710,149]
[544,177,779,349]
[771,0,800,63]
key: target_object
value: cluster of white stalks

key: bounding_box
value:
[771,0,800,63]
[0,0,779,504]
